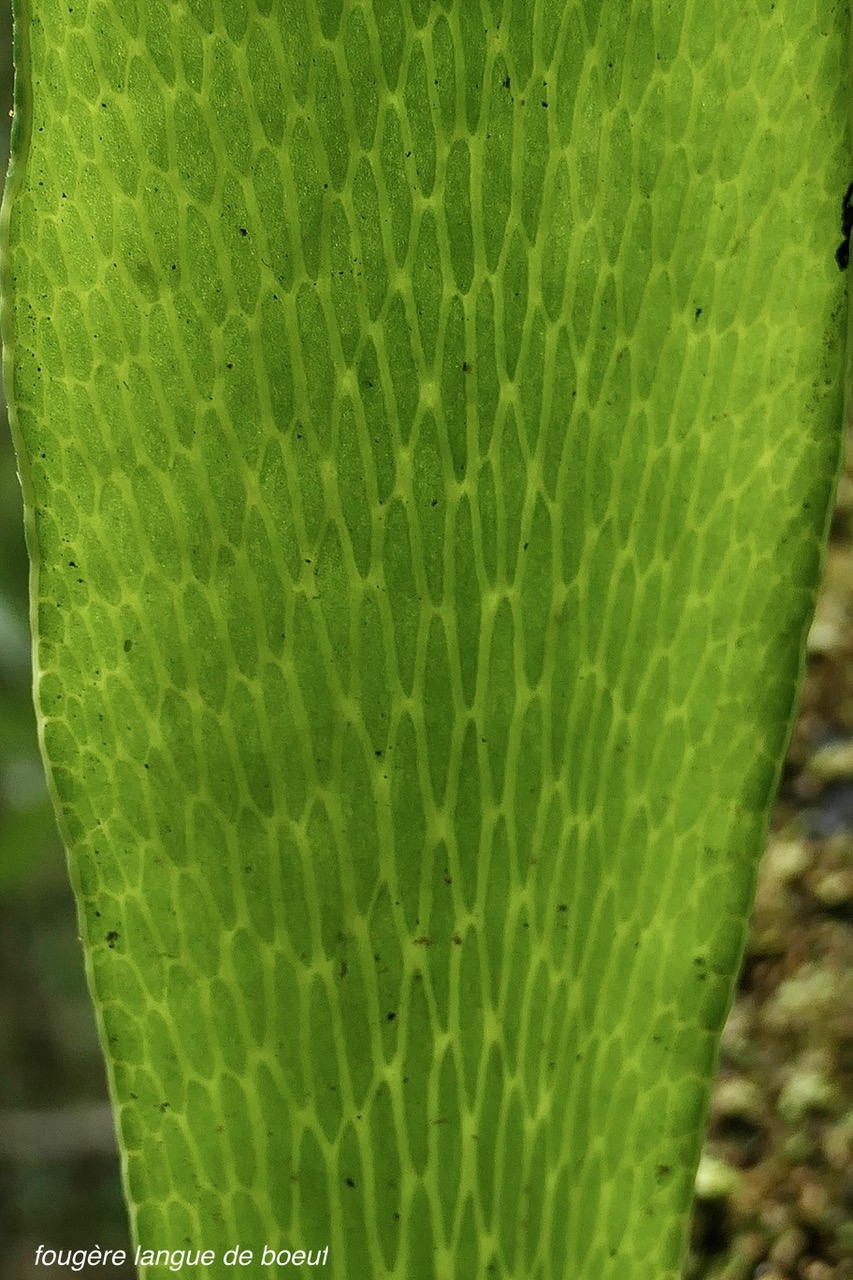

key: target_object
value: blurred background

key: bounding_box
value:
[0,8,851,1280]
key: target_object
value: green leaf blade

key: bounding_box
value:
[1,2,849,1278]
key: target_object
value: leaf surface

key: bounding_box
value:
[1,2,849,1277]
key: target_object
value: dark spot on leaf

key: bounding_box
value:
[836,181,853,269]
